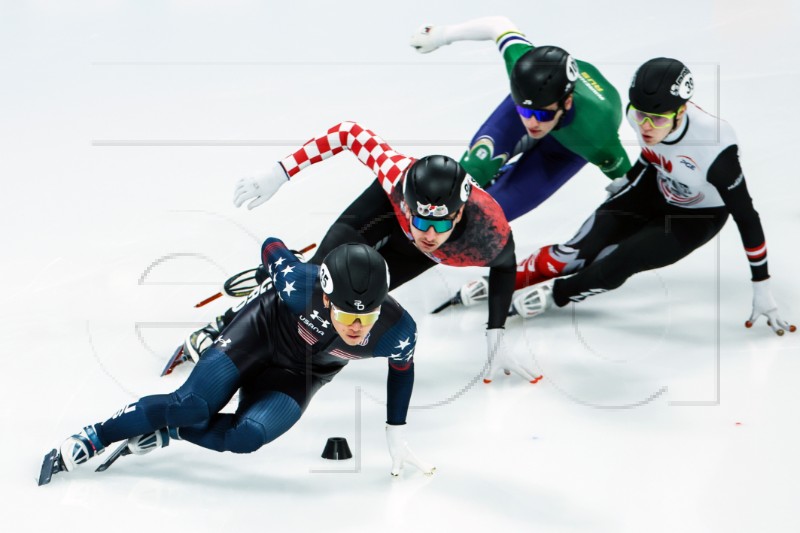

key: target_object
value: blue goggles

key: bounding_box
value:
[411,216,454,233]
[515,105,559,122]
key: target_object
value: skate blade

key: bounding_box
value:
[160,344,186,377]
[95,442,131,473]
[38,448,61,486]
[431,296,460,314]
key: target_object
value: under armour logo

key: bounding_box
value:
[214,337,232,347]
[354,300,365,311]
[309,309,330,328]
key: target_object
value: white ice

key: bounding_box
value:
[2,1,799,532]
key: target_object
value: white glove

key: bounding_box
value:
[484,328,543,384]
[605,176,630,198]
[232,163,288,210]
[385,424,435,477]
[746,279,796,336]
[409,24,449,54]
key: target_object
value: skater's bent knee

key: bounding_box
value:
[225,419,270,454]
[165,392,211,427]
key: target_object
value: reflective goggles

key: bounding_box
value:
[331,304,381,326]
[411,216,454,233]
[515,105,559,122]
[628,105,677,129]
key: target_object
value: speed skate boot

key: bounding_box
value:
[184,316,225,363]
[510,281,554,319]
[61,425,106,471]
[431,276,489,314]
[38,426,106,485]
[459,277,490,306]
[161,316,225,376]
[94,428,182,473]
[128,427,181,456]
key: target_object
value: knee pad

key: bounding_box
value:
[165,392,211,428]
[168,347,239,425]
[225,418,270,454]
[225,392,302,453]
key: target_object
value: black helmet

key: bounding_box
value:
[510,46,579,109]
[320,243,389,312]
[629,58,694,113]
[403,155,470,219]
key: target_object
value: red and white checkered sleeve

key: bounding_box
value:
[279,122,414,193]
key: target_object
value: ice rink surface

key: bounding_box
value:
[2,1,799,532]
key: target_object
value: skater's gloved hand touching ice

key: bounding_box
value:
[484,328,542,384]
[386,424,435,477]
[746,279,796,336]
